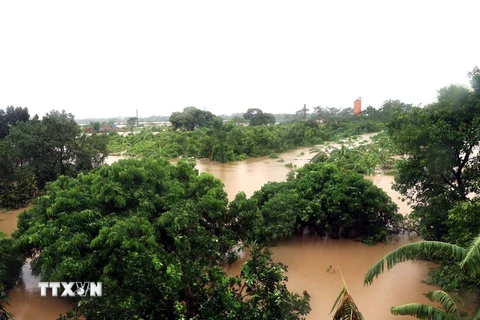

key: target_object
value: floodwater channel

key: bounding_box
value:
[0,133,476,319]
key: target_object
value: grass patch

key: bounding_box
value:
[383,170,397,176]
[235,154,248,161]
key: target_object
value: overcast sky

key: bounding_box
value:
[1,1,479,119]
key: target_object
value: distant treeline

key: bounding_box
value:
[107,118,383,163]
[76,99,413,126]
[107,101,412,163]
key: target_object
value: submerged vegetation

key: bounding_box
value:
[230,163,402,244]
[310,131,400,176]
[1,67,480,318]
[106,117,383,163]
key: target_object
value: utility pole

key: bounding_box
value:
[136,109,139,127]
[302,104,309,121]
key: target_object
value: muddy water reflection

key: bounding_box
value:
[0,133,464,319]
[226,236,437,320]
[0,208,73,319]
[0,207,25,236]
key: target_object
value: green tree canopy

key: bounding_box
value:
[230,163,403,244]
[243,108,276,126]
[169,107,217,131]
[388,81,480,240]
[0,231,24,320]
[0,106,30,139]
[13,157,309,319]
[126,117,137,132]
[0,110,108,208]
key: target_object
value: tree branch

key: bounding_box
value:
[441,173,456,190]
[458,143,474,173]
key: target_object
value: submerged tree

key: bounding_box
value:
[230,163,403,244]
[14,157,310,319]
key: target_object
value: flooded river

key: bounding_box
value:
[0,133,475,319]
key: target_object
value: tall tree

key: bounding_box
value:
[0,106,30,139]
[6,110,107,191]
[0,232,24,320]
[375,100,413,122]
[388,81,480,240]
[126,117,137,132]
[169,107,216,131]
[0,139,37,208]
[243,108,275,126]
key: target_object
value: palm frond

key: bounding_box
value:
[391,303,455,320]
[364,241,466,286]
[310,151,328,164]
[459,235,480,275]
[330,268,365,320]
[424,290,462,317]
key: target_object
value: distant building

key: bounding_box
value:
[98,126,120,133]
[354,97,362,116]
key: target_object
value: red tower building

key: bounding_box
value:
[354,97,362,116]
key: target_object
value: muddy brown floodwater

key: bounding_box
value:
[0,133,476,319]
[0,208,73,319]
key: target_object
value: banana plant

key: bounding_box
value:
[330,268,365,320]
[364,235,480,319]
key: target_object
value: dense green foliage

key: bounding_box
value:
[0,140,37,208]
[243,108,276,126]
[0,106,30,139]
[108,118,383,163]
[0,233,24,320]
[13,158,310,319]
[169,106,219,131]
[310,132,399,175]
[382,68,480,300]
[5,70,480,318]
[230,163,403,244]
[0,109,108,208]
[361,100,414,123]
[388,82,480,241]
